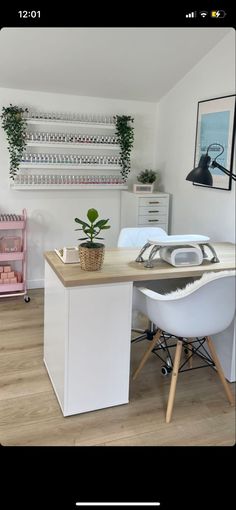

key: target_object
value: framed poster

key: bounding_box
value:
[194,94,236,190]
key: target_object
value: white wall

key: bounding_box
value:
[0,88,157,287]
[1,31,235,289]
[156,31,235,242]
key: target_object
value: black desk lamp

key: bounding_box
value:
[186,143,236,185]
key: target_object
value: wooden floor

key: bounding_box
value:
[0,289,235,446]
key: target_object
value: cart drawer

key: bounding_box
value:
[0,221,25,230]
[0,252,24,262]
[0,282,24,293]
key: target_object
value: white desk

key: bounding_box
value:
[44,243,235,416]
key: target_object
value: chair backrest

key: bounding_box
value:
[117,227,167,248]
[133,271,236,337]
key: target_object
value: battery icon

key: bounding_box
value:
[211,10,226,18]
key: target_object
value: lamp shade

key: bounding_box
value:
[186,154,213,186]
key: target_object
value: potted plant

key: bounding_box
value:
[75,208,110,271]
[1,104,28,180]
[114,115,134,181]
[134,169,158,193]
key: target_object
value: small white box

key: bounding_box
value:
[55,247,80,264]
[133,183,154,193]
[159,245,203,267]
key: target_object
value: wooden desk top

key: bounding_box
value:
[44,243,235,288]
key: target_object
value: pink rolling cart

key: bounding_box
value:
[0,208,30,302]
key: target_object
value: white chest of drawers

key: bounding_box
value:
[120,191,169,232]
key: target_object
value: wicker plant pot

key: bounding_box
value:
[79,243,105,271]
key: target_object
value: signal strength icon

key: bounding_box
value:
[200,11,208,17]
[186,11,196,18]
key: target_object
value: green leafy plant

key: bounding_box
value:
[114,115,134,181]
[137,169,157,184]
[75,208,110,248]
[1,104,28,180]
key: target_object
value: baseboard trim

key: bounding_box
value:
[27,279,44,289]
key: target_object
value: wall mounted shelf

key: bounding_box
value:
[26,141,119,150]
[7,110,132,191]
[11,184,128,190]
[26,118,116,129]
[19,163,122,170]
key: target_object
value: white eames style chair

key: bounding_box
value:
[118,227,168,343]
[117,227,168,249]
[132,270,235,423]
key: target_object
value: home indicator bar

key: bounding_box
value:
[76,504,161,507]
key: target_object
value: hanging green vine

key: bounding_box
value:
[114,115,134,181]
[1,104,28,180]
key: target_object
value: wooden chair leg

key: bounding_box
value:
[206,336,234,406]
[166,339,183,423]
[188,338,194,369]
[132,329,162,380]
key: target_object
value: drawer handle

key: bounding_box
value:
[148,219,158,222]
[148,210,159,213]
[148,201,160,204]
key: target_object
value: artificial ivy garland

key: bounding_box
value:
[114,115,134,181]
[1,104,28,180]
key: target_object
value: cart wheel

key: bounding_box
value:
[24,295,30,303]
[161,365,172,376]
